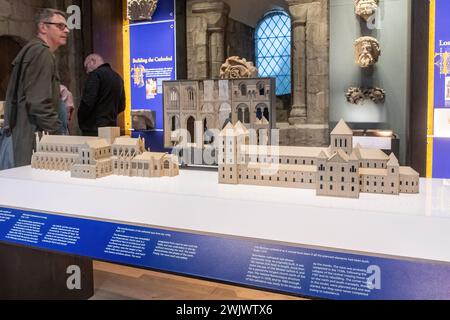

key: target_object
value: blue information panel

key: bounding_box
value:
[431,0,450,178]
[129,0,176,130]
[1,206,449,300]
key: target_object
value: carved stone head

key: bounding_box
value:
[354,36,381,68]
[220,56,258,79]
[128,0,158,21]
[355,0,379,21]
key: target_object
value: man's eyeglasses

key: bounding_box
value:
[44,22,69,31]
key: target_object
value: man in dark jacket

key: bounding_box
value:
[78,54,126,136]
[4,8,69,167]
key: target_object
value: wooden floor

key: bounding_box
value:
[92,261,304,300]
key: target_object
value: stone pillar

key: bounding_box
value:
[288,1,308,124]
[287,0,329,127]
[188,0,229,79]
[209,27,225,79]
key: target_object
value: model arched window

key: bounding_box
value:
[237,104,250,124]
[239,83,247,96]
[171,116,180,131]
[170,88,179,108]
[255,10,292,96]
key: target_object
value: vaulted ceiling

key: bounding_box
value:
[222,0,288,27]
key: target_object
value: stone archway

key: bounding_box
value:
[0,35,26,101]
[187,116,196,143]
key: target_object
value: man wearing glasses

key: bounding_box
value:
[4,8,69,167]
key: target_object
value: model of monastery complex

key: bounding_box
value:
[31,127,179,179]
[219,120,419,198]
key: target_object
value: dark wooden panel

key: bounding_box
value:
[176,0,187,80]
[0,242,93,300]
[91,0,124,77]
[408,0,429,176]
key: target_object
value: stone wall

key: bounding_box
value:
[284,0,330,147]
[186,0,230,79]
[186,0,331,147]
[0,0,45,41]
[226,18,254,62]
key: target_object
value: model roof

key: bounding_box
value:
[359,168,388,176]
[219,121,250,137]
[349,151,359,161]
[243,145,329,158]
[255,117,269,125]
[357,148,390,161]
[84,139,110,149]
[39,135,99,145]
[399,166,419,176]
[234,121,249,135]
[219,122,236,136]
[328,149,350,162]
[247,162,317,173]
[331,119,353,135]
[134,152,167,161]
[113,137,141,146]
[387,153,399,166]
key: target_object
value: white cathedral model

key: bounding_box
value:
[218,120,419,198]
[163,78,276,149]
[31,127,179,179]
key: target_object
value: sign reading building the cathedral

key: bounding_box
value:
[129,10,176,130]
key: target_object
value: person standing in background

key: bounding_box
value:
[59,84,74,135]
[78,54,125,136]
[3,8,69,167]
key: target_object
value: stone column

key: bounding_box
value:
[189,0,229,79]
[209,27,226,79]
[287,0,329,127]
[288,0,308,124]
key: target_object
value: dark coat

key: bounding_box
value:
[4,38,62,167]
[78,64,125,136]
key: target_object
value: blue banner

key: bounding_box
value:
[431,0,450,179]
[129,0,176,130]
[433,0,450,109]
[1,206,449,300]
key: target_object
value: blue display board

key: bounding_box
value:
[129,0,176,130]
[1,206,449,300]
[430,0,450,179]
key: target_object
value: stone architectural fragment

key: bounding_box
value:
[219,56,258,79]
[127,0,158,21]
[346,87,386,104]
[354,0,379,22]
[354,36,381,68]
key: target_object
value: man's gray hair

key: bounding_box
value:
[35,8,67,26]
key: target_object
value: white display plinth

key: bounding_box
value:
[1,166,450,263]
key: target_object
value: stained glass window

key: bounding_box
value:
[255,10,292,96]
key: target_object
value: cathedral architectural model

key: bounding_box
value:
[31,127,179,179]
[218,120,419,198]
[163,78,276,150]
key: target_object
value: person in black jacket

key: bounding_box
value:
[78,54,125,136]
